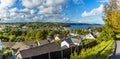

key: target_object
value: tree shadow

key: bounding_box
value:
[108,40,120,59]
[109,54,120,59]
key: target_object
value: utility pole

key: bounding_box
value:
[48,51,51,59]
[61,50,63,59]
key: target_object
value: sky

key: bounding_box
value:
[0,0,109,24]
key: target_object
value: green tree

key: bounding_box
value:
[48,30,58,36]
[62,30,70,35]
[16,36,25,41]
[36,30,47,41]
[9,35,16,42]
[76,28,82,35]
[70,51,79,59]
[98,25,115,41]
[104,0,120,33]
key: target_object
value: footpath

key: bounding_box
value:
[109,40,120,59]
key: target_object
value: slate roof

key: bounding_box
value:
[2,40,37,50]
[12,42,29,51]
[23,40,37,47]
[19,42,62,58]
[64,38,80,44]
[39,40,49,46]
[55,34,64,40]
[65,38,73,44]
[47,36,54,41]
[2,42,16,47]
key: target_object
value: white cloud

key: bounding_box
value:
[81,4,104,17]
[0,0,16,8]
[97,0,109,3]
[22,0,65,17]
[38,5,63,17]
[22,0,43,8]
[38,0,65,17]
[73,0,84,4]
[30,10,35,14]
[45,0,64,6]
[6,8,36,22]
[0,0,16,18]
[0,0,68,22]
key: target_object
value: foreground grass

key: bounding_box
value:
[96,40,114,59]
[70,40,114,59]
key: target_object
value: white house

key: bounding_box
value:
[85,33,95,39]
[61,38,80,49]
[81,31,99,40]
[69,33,79,37]
[54,34,63,41]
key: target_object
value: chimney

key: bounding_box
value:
[37,41,40,46]
[29,45,33,49]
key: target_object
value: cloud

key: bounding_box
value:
[9,8,36,19]
[0,0,16,8]
[22,0,66,17]
[0,0,69,22]
[38,5,63,17]
[0,0,16,19]
[38,0,65,17]
[45,0,64,6]
[73,0,84,4]
[81,4,104,17]
[22,0,43,8]
[97,0,109,3]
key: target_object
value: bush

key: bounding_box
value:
[70,40,114,59]
[54,40,61,46]
[83,39,95,45]
[96,40,114,59]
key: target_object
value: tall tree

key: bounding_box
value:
[36,30,47,40]
[104,0,120,33]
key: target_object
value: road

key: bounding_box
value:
[109,40,120,59]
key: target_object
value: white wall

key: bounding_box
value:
[86,34,95,39]
[55,36,60,40]
[61,41,69,49]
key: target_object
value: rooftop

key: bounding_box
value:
[20,42,62,58]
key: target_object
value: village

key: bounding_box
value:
[0,24,99,59]
[0,0,119,59]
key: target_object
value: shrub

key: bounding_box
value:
[70,40,114,59]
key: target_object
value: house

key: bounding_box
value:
[80,30,99,40]
[61,38,81,49]
[47,36,54,43]
[69,33,79,37]
[2,40,50,59]
[54,34,64,41]
[23,40,37,47]
[38,40,49,46]
[12,42,30,57]
[2,41,36,56]
[15,43,62,59]
[2,40,37,49]
[2,42,16,48]
[12,42,29,51]
[85,33,96,39]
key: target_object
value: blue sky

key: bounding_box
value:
[0,0,109,24]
